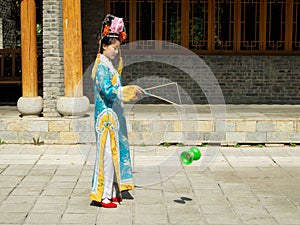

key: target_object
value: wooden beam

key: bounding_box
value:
[63,0,83,97]
[235,0,241,52]
[208,0,215,51]
[181,0,189,48]
[260,0,267,51]
[20,0,38,97]
[156,0,163,50]
[130,0,137,45]
[286,0,293,51]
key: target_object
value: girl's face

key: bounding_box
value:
[103,40,121,60]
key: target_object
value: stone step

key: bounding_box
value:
[0,104,300,145]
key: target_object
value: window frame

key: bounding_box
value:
[105,0,300,55]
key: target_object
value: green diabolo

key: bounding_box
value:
[180,146,201,165]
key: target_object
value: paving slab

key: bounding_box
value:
[0,144,299,224]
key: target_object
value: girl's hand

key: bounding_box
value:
[135,85,145,95]
[122,85,145,102]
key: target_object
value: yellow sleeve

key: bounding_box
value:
[122,85,138,102]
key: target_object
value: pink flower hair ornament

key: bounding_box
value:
[110,17,124,34]
[93,14,126,80]
[100,15,127,42]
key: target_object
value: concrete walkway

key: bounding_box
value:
[0,144,300,224]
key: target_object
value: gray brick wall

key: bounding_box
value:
[42,0,64,117]
[0,1,11,18]
[82,54,300,104]
[81,0,105,104]
[0,1,16,48]
[202,55,300,104]
[0,19,2,48]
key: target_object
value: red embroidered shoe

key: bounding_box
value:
[100,201,117,208]
[111,197,123,203]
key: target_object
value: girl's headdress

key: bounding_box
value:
[100,14,127,42]
[91,14,127,79]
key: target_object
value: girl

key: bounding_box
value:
[90,14,142,208]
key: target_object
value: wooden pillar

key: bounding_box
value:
[62,0,83,97]
[20,0,38,97]
[57,0,89,117]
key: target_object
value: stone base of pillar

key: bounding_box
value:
[17,96,43,117]
[57,96,90,117]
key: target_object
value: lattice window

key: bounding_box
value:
[240,0,261,51]
[162,0,182,49]
[214,0,235,51]
[107,0,130,44]
[106,0,300,54]
[189,0,209,50]
[266,0,286,50]
[293,0,300,50]
[136,0,156,49]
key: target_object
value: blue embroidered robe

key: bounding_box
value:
[90,55,133,202]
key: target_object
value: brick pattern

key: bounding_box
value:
[0,19,2,48]
[83,54,300,104]
[81,0,105,103]
[0,1,16,48]
[41,0,104,116]
[42,0,64,117]
[202,55,300,104]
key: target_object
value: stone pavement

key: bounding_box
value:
[0,144,300,225]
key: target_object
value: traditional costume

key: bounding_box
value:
[90,14,136,206]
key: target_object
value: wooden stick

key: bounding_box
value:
[144,82,178,91]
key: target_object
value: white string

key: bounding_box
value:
[175,82,182,105]
[146,93,181,107]
[142,82,182,107]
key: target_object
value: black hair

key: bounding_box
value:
[96,34,120,54]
